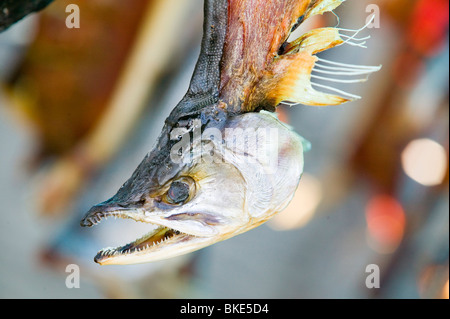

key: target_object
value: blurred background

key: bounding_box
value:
[0,0,448,299]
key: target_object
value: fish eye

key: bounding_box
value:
[164,177,195,205]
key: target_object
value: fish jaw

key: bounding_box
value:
[90,218,220,265]
[80,205,225,265]
[80,159,250,265]
[80,198,250,265]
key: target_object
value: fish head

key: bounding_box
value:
[81,111,306,265]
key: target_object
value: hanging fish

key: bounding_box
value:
[81,0,381,265]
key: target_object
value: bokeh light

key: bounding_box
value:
[365,195,406,254]
[443,280,449,299]
[401,138,448,187]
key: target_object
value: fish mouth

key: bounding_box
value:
[80,209,201,265]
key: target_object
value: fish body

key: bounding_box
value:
[81,0,380,265]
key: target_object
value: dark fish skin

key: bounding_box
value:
[0,0,54,31]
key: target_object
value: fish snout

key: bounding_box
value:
[80,198,146,227]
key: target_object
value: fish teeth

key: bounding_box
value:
[96,227,185,259]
